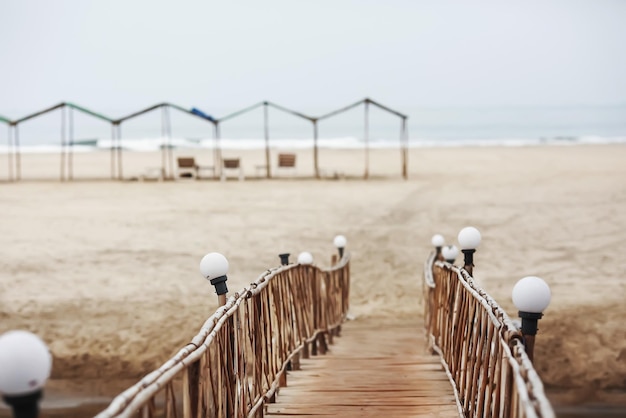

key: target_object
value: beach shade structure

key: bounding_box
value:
[316,97,409,179]
[113,102,218,181]
[8,102,114,181]
[512,276,551,362]
[0,330,52,418]
[216,101,314,179]
[457,226,481,276]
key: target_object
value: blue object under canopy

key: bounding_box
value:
[191,107,215,122]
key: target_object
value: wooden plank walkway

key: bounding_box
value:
[266,319,460,417]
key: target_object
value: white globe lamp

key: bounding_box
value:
[200,252,229,301]
[512,276,551,362]
[0,330,52,418]
[457,227,481,249]
[297,251,313,265]
[457,227,481,274]
[512,276,551,314]
[431,234,444,260]
[431,234,445,248]
[333,235,347,258]
[441,245,459,264]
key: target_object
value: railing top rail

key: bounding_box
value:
[424,251,436,288]
[436,260,517,333]
[96,254,350,418]
[425,254,555,418]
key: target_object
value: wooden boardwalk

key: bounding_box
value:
[266,319,460,417]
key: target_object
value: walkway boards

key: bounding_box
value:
[266,319,460,417]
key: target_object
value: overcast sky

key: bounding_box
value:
[1,0,625,116]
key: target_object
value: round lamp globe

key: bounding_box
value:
[297,252,313,265]
[458,227,481,249]
[512,276,551,313]
[0,330,52,396]
[199,252,229,280]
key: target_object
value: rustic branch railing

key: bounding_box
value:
[423,251,554,418]
[96,255,350,418]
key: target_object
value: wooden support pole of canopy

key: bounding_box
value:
[264,102,271,179]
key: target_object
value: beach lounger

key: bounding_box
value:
[220,158,244,181]
[277,153,296,176]
[177,157,214,179]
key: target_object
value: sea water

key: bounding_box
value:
[0,104,624,153]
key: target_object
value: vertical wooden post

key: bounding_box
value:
[263,102,271,179]
[523,335,536,362]
[364,99,370,180]
[7,124,14,181]
[15,124,21,181]
[163,105,174,180]
[313,119,319,179]
[214,122,221,179]
[291,352,301,370]
[317,333,327,355]
[183,361,200,418]
[311,265,319,356]
[60,105,66,182]
[519,311,543,363]
[161,105,167,180]
[116,124,123,180]
[61,106,66,181]
[110,123,116,180]
[462,249,475,276]
[68,106,74,181]
[401,117,408,179]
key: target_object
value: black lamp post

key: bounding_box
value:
[512,276,552,362]
[333,235,347,258]
[457,226,481,276]
[279,253,290,265]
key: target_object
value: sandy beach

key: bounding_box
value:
[1,144,625,412]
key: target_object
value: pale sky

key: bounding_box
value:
[1,0,626,116]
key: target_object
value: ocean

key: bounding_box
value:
[1,104,625,153]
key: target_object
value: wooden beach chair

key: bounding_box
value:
[220,158,244,181]
[276,153,296,176]
[176,157,214,179]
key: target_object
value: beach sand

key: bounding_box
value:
[0,144,625,412]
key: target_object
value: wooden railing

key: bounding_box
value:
[96,255,350,418]
[423,252,555,418]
